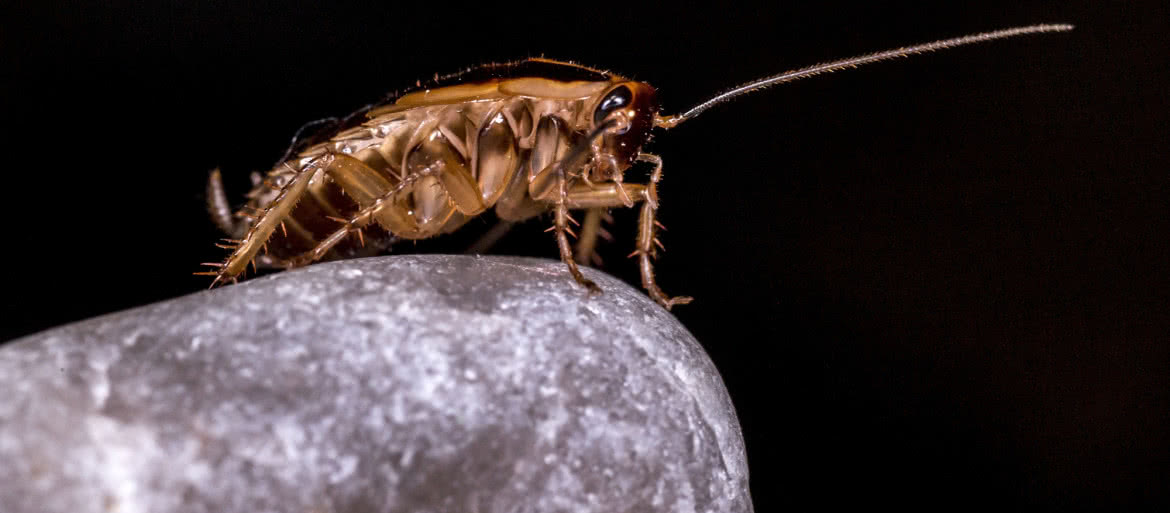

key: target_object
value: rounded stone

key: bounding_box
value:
[0,255,752,513]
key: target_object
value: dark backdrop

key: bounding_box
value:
[3,1,1167,511]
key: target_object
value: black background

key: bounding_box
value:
[3,1,1168,511]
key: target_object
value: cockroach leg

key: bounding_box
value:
[634,153,692,310]
[573,208,605,265]
[284,223,357,268]
[554,176,600,294]
[284,177,401,268]
[254,254,292,270]
[211,157,331,287]
[561,167,687,308]
[206,168,247,238]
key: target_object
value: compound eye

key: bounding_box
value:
[593,85,633,125]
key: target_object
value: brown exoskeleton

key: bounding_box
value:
[202,24,1072,309]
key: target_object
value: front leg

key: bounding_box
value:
[633,154,693,310]
[562,156,692,310]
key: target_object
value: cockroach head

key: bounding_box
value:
[590,81,659,166]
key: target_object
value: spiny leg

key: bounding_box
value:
[283,164,418,268]
[283,221,362,268]
[536,118,624,295]
[563,180,688,309]
[554,176,600,294]
[254,254,293,270]
[632,153,692,310]
[282,209,378,269]
[200,157,330,287]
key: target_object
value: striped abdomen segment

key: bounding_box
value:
[277,100,534,243]
[223,95,583,278]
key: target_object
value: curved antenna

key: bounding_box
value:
[657,23,1074,129]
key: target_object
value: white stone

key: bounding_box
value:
[0,255,752,513]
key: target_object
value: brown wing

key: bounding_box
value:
[275,58,624,166]
[369,59,622,116]
[419,57,622,92]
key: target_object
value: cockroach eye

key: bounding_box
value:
[593,85,633,126]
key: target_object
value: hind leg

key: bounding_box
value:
[282,174,409,268]
[200,157,331,286]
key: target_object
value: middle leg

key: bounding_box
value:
[573,208,612,266]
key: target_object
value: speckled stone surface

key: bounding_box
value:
[0,255,752,513]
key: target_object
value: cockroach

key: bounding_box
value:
[201,24,1072,309]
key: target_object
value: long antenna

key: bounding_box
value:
[656,23,1074,129]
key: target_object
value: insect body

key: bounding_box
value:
[202,24,1072,309]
